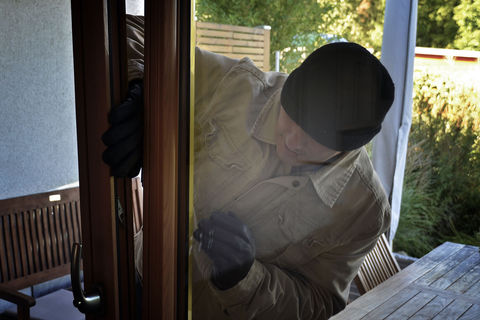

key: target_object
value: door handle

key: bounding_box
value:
[71,243,104,314]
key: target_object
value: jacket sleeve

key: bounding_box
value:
[209,206,390,320]
[125,14,238,100]
[126,15,145,82]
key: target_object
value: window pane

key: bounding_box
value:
[190,1,389,318]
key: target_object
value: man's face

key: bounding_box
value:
[275,106,341,166]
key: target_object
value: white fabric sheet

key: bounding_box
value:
[372,0,418,244]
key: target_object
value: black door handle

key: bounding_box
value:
[71,243,104,314]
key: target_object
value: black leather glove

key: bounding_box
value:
[102,80,144,178]
[193,212,256,290]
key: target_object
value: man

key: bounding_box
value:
[102,15,394,319]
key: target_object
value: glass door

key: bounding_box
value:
[188,1,388,319]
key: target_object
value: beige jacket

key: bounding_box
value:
[127,15,391,320]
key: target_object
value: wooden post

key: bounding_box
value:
[142,0,192,319]
[263,27,271,71]
[103,2,140,320]
[71,0,126,318]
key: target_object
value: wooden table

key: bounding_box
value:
[332,242,480,319]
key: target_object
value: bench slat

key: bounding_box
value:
[71,202,80,245]
[48,206,59,267]
[53,204,65,265]
[60,204,70,264]
[42,208,53,270]
[75,201,82,244]
[65,204,74,259]
[16,213,29,277]
[22,212,34,277]
[30,211,41,273]
[3,215,16,281]
[34,210,47,272]
[10,214,22,279]
[0,217,9,281]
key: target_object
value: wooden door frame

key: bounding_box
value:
[72,0,192,318]
[142,0,191,318]
[71,0,136,319]
[107,1,138,319]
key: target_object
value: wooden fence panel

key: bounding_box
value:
[196,21,270,71]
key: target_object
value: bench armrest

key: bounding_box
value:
[0,285,35,306]
[0,284,35,320]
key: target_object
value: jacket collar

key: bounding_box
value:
[307,150,359,208]
[250,88,281,145]
[250,90,360,208]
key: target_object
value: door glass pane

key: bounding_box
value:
[189,1,388,319]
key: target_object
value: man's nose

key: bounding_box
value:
[285,130,305,153]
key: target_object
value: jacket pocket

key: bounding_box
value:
[269,236,337,269]
[204,119,251,171]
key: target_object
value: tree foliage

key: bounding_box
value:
[416,0,460,49]
[416,0,480,50]
[196,0,386,72]
[453,0,480,50]
[196,0,480,69]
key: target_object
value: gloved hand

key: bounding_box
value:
[193,212,256,290]
[102,80,144,178]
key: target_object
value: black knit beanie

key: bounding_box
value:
[280,42,395,151]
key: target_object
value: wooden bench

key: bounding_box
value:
[0,187,82,319]
[0,178,144,319]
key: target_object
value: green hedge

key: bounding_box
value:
[393,72,480,257]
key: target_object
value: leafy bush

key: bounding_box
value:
[394,71,480,257]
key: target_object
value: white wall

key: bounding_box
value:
[126,0,144,15]
[0,0,78,199]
